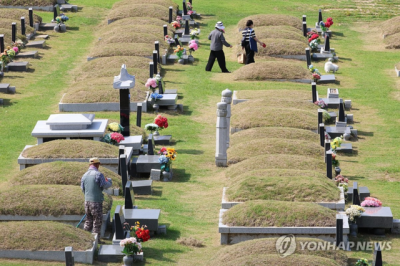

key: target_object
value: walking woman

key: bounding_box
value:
[241,20,265,64]
[206,21,232,73]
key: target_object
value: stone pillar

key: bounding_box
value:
[318,9,323,25]
[29,8,34,27]
[326,150,332,179]
[215,102,228,167]
[125,181,135,209]
[221,89,232,148]
[353,182,361,205]
[185,20,190,35]
[324,139,330,163]
[158,77,164,94]
[153,50,158,75]
[302,22,307,37]
[117,145,124,175]
[305,48,311,67]
[163,25,168,37]
[318,109,323,134]
[373,243,383,266]
[11,22,16,43]
[324,34,330,52]
[65,247,75,266]
[189,0,192,3]
[302,15,306,22]
[119,89,130,136]
[149,62,154,78]
[319,123,324,147]
[155,41,160,63]
[169,6,173,23]
[182,0,187,15]
[53,5,57,21]
[336,214,343,249]
[174,37,180,46]
[136,103,142,127]
[21,17,26,35]
[0,35,4,53]
[339,100,345,122]
[120,154,128,196]
[311,82,317,103]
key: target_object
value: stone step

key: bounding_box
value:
[15,51,38,59]
[35,34,49,39]
[7,61,29,71]
[325,126,351,139]
[132,155,160,174]
[39,23,58,30]
[26,40,46,48]
[61,4,78,11]
[98,245,143,263]
[0,83,16,94]
[132,180,152,195]
[152,93,178,106]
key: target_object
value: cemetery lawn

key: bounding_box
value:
[0,0,400,265]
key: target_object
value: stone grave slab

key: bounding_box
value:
[132,155,160,174]
[119,136,142,154]
[319,98,341,108]
[35,35,49,39]
[347,187,370,202]
[26,40,46,48]
[153,135,172,145]
[7,62,29,72]
[327,88,339,98]
[46,114,95,130]
[132,180,152,195]
[157,88,178,94]
[318,74,336,84]
[123,209,160,232]
[334,143,352,153]
[61,4,78,11]
[357,207,393,229]
[154,94,177,106]
[179,36,191,44]
[0,84,10,93]
[174,29,184,37]
[98,245,143,263]
[166,54,189,63]
[325,126,351,138]
[15,51,38,59]
[312,53,338,61]
[39,23,58,30]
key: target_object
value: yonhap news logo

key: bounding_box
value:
[275,235,296,258]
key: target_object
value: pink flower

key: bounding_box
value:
[188,10,193,15]
[189,42,198,51]
[176,16,182,21]
[145,78,157,88]
[12,46,18,53]
[110,132,125,143]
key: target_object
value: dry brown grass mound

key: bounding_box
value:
[222,200,336,227]
[382,16,400,36]
[230,127,319,146]
[238,14,302,30]
[90,43,155,58]
[176,237,204,247]
[12,161,123,192]
[0,0,54,6]
[233,61,310,81]
[113,0,178,11]
[63,77,149,103]
[0,185,112,216]
[0,19,35,34]
[236,38,306,56]
[396,62,400,70]
[98,32,167,48]
[107,4,169,23]
[213,255,340,266]
[231,105,316,131]
[74,66,148,83]
[237,89,310,100]
[211,237,347,266]
[98,18,173,37]
[0,27,27,45]
[236,26,305,43]
[0,221,94,251]
[225,170,339,202]
[0,9,42,23]
[22,139,119,159]
[227,138,323,164]
[384,32,400,49]
[77,56,154,75]
[226,154,326,179]
[233,99,317,114]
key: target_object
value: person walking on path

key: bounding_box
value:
[81,157,112,236]
[206,21,232,73]
[241,20,265,64]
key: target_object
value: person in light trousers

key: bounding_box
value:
[206,21,232,73]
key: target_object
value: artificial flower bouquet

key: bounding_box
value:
[320,17,333,32]
[145,78,157,92]
[355,258,370,266]
[314,100,327,109]
[331,136,343,151]
[338,182,348,193]
[190,28,200,40]
[361,197,382,207]
[131,221,150,242]
[171,20,181,29]
[102,132,125,145]
[188,40,198,55]
[334,174,348,185]
[345,205,365,223]
[309,64,321,81]
[174,45,184,59]
[154,115,168,130]
[150,92,163,101]
[145,123,159,134]
[165,35,175,44]
[158,147,177,172]
[187,2,193,11]
[120,237,142,256]
[56,14,69,24]
[332,153,339,167]
[107,122,124,133]
[322,110,331,123]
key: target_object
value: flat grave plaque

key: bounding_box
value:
[153,135,172,145]
[15,51,38,58]
[119,136,142,150]
[132,180,152,195]
[26,40,45,48]
[155,94,177,106]
[46,114,95,130]
[0,84,10,93]
[319,74,336,84]
[325,126,351,138]
[7,62,29,71]
[358,207,393,229]
[123,209,160,231]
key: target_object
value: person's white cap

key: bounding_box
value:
[215,21,225,30]
[89,157,101,164]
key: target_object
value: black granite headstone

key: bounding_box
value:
[326,150,332,179]
[11,22,16,43]
[169,6,173,23]
[155,41,160,63]
[65,246,75,266]
[373,243,383,266]
[124,181,135,209]
[319,123,324,147]
[53,5,58,21]
[119,89,130,137]
[21,17,26,35]
[185,20,190,35]
[153,50,158,75]
[163,25,168,37]
[336,214,343,248]
[175,37,180,47]
[339,101,345,122]
[29,8,34,27]
[114,205,126,239]
[305,48,311,67]
[318,9,323,24]
[136,104,142,127]
[147,134,155,155]
[353,182,361,205]
[318,110,323,134]
[324,34,330,52]
[302,22,307,37]
[302,15,306,22]
[117,146,124,176]
[0,35,4,53]
[182,0,187,15]
[311,82,317,103]
[120,154,128,196]
[149,62,154,78]
[158,76,164,94]
[189,0,192,3]
[324,140,330,163]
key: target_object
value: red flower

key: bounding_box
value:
[154,115,168,129]
[308,34,319,43]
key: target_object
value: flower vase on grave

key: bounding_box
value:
[123,255,134,266]
[350,222,358,237]
[153,130,160,136]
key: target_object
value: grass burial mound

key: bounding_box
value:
[0,19,35,34]
[0,9,42,23]
[210,255,341,266]
[233,62,310,81]
[226,170,339,203]
[12,161,123,192]
[107,4,169,23]
[384,33,400,49]
[237,14,302,30]
[211,238,347,266]
[236,39,306,57]
[62,77,149,104]
[236,89,310,100]
[0,0,55,6]
[22,139,119,159]
[232,98,317,113]
[231,106,315,130]
[113,0,178,12]
[98,32,168,48]
[0,28,28,45]
[98,19,174,38]
[0,221,94,251]
[230,127,319,146]
[226,154,326,179]
[222,200,336,227]
[381,16,400,37]
[73,65,148,83]
[89,43,155,58]
[228,138,324,164]
[236,26,306,43]
[0,185,112,216]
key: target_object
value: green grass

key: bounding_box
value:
[0,0,399,265]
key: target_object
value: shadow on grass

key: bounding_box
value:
[338,57,352,61]
[332,31,344,37]
[347,175,366,180]
[142,247,183,264]
[67,26,80,31]
[26,68,36,73]
[0,99,14,107]
[172,168,191,182]
[358,130,374,136]
[178,149,204,155]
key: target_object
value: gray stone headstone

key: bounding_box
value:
[373,243,383,266]
[338,100,345,122]
[158,76,164,94]
[174,37,180,47]
[29,8,34,27]
[150,169,161,181]
[65,246,74,266]
[155,41,160,63]
[132,180,152,195]
[324,34,330,52]
[324,139,330,163]
[336,214,343,248]
[125,181,135,210]
[353,182,361,205]
[182,0,188,15]
[53,5,58,21]
[113,205,126,240]
[185,20,190,35]
[318,109,323,134]
[326,150,332,179]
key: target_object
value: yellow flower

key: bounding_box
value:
[108,122,120,132]
[167,148,177,154]
[170,155,176,161]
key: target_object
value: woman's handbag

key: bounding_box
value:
[237,53,246,64]
[249,29,258,52]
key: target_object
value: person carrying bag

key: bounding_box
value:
[241,19,265,64]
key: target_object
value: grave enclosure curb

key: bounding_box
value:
[0,5,53,11]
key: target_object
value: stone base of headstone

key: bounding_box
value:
[0,84,16,94]
[26,40,46,48]
[346,187,370,202]
[40,22,58,30]
[132,180,152,195]
[162,170,172,182]
[123,208,161,232]
[157,225,167,234]
[392,219,400,234]
[150,169,161,181]
[344,100,352,109]
[357,207,393,230]
[188,55,195,62]
[61,4,78,11]
[346,114,354,123]
[35,34,50,39]
[98,245,143,263]
[54,24,67,32]
[153,135,172,145]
